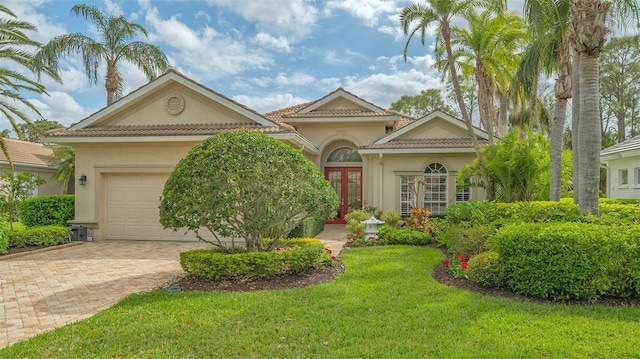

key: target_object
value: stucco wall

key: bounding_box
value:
[604,156,640,199]
[100,85,257,127]
[72,141,199,238]
[362,152,485,213]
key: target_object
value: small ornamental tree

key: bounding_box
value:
[0,171,46,229]
[159,130,339,252]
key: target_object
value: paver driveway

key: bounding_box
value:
[0,240,208,348]
[0,225,347,349]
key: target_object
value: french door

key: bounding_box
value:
[325,167,362,224]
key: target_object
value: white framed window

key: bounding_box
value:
[456,187,470,203]
[399,176,414,215]
[423,163,448,214]
[619,169,629,186]
[634,168,640,186]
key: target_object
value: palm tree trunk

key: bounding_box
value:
[550,37,572,201]
[550,98,568,201]
[572,0,609,215]
[443,22,495,200]
[577,52,601,214]
[498,91,508,138]
[571,49,580,203]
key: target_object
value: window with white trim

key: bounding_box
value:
[423,163,448,214]
[456,187,470,203]
[634,168,640,186]
[399,176,414,215]
[619,168,629,186]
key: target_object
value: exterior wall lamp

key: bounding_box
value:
[79,175,87,186]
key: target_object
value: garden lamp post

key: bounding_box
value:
[361,216,385,240]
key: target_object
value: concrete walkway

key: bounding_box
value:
[0,225,347,349]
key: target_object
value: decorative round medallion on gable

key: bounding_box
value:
[165,93,185,115]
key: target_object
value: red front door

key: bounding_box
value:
[325,167,362,224]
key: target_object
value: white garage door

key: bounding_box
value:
[106,174,196,241]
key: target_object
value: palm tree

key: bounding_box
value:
[400,0,504,201]
[35,3,168,105]
[0,5,59,165]
[522,0,572,202]
[51,145,74,194]
[570,0,640,214]
[448,10,527,139]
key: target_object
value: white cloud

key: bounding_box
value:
[233,93,310,113]
[205,0,318,39]
[36,91,91,126]
[144,7,273,80]
[324,0,407,27]
[252,33,291,52]
[3,0,68,43]
[343,68,444,108]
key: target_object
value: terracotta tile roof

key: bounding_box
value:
[46,123,290,138]
[361,138,488,150]
[0,138,54,167]
[264,101,314,122]
[391,113,417,131]
[282,109,397,118]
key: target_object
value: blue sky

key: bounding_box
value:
[5,0,524,130]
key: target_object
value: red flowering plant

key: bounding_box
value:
[346,231,389,247]
[323,247,338,265]
[443,253,468,279]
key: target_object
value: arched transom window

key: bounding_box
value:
[327,147,362,162]
[423,163,447,214]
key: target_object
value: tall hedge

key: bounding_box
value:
[495,222,631,300]
[0,215,10,254]
[19,195,74,227]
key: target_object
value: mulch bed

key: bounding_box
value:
[430,244,640,307]
[169,261,346,292]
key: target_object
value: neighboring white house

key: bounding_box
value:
[600,135,640,199]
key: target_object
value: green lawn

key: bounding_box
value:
[3,246,640,358]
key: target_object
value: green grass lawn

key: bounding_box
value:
[3,246,640,358]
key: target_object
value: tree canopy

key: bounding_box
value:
[35,3,168,105]
[159,130,339,252]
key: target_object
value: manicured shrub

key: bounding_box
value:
[444,201,500,225]
[8,225,70,248]
[180,238,327,280]
[404,207,431,232]
[438,223,495,257]
[377,225,431,246]
[287,217,325,238]
[19,195,74,227]
[495,223,627,300]
[607,227,640,298]
[599,202,640,224]
[345,209,373,234]
[159,130,339,252]
[0,216,9,254]
[380,210,403,228]
[467,251,504,288]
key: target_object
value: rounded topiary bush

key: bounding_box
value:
[180,238,328,280]
[467,251,504,288]
[380,210,403,228]
[345,209,373,234]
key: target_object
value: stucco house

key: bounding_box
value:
[45,70,487,241]
[0,138,72,196]
[600,135,640,199]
